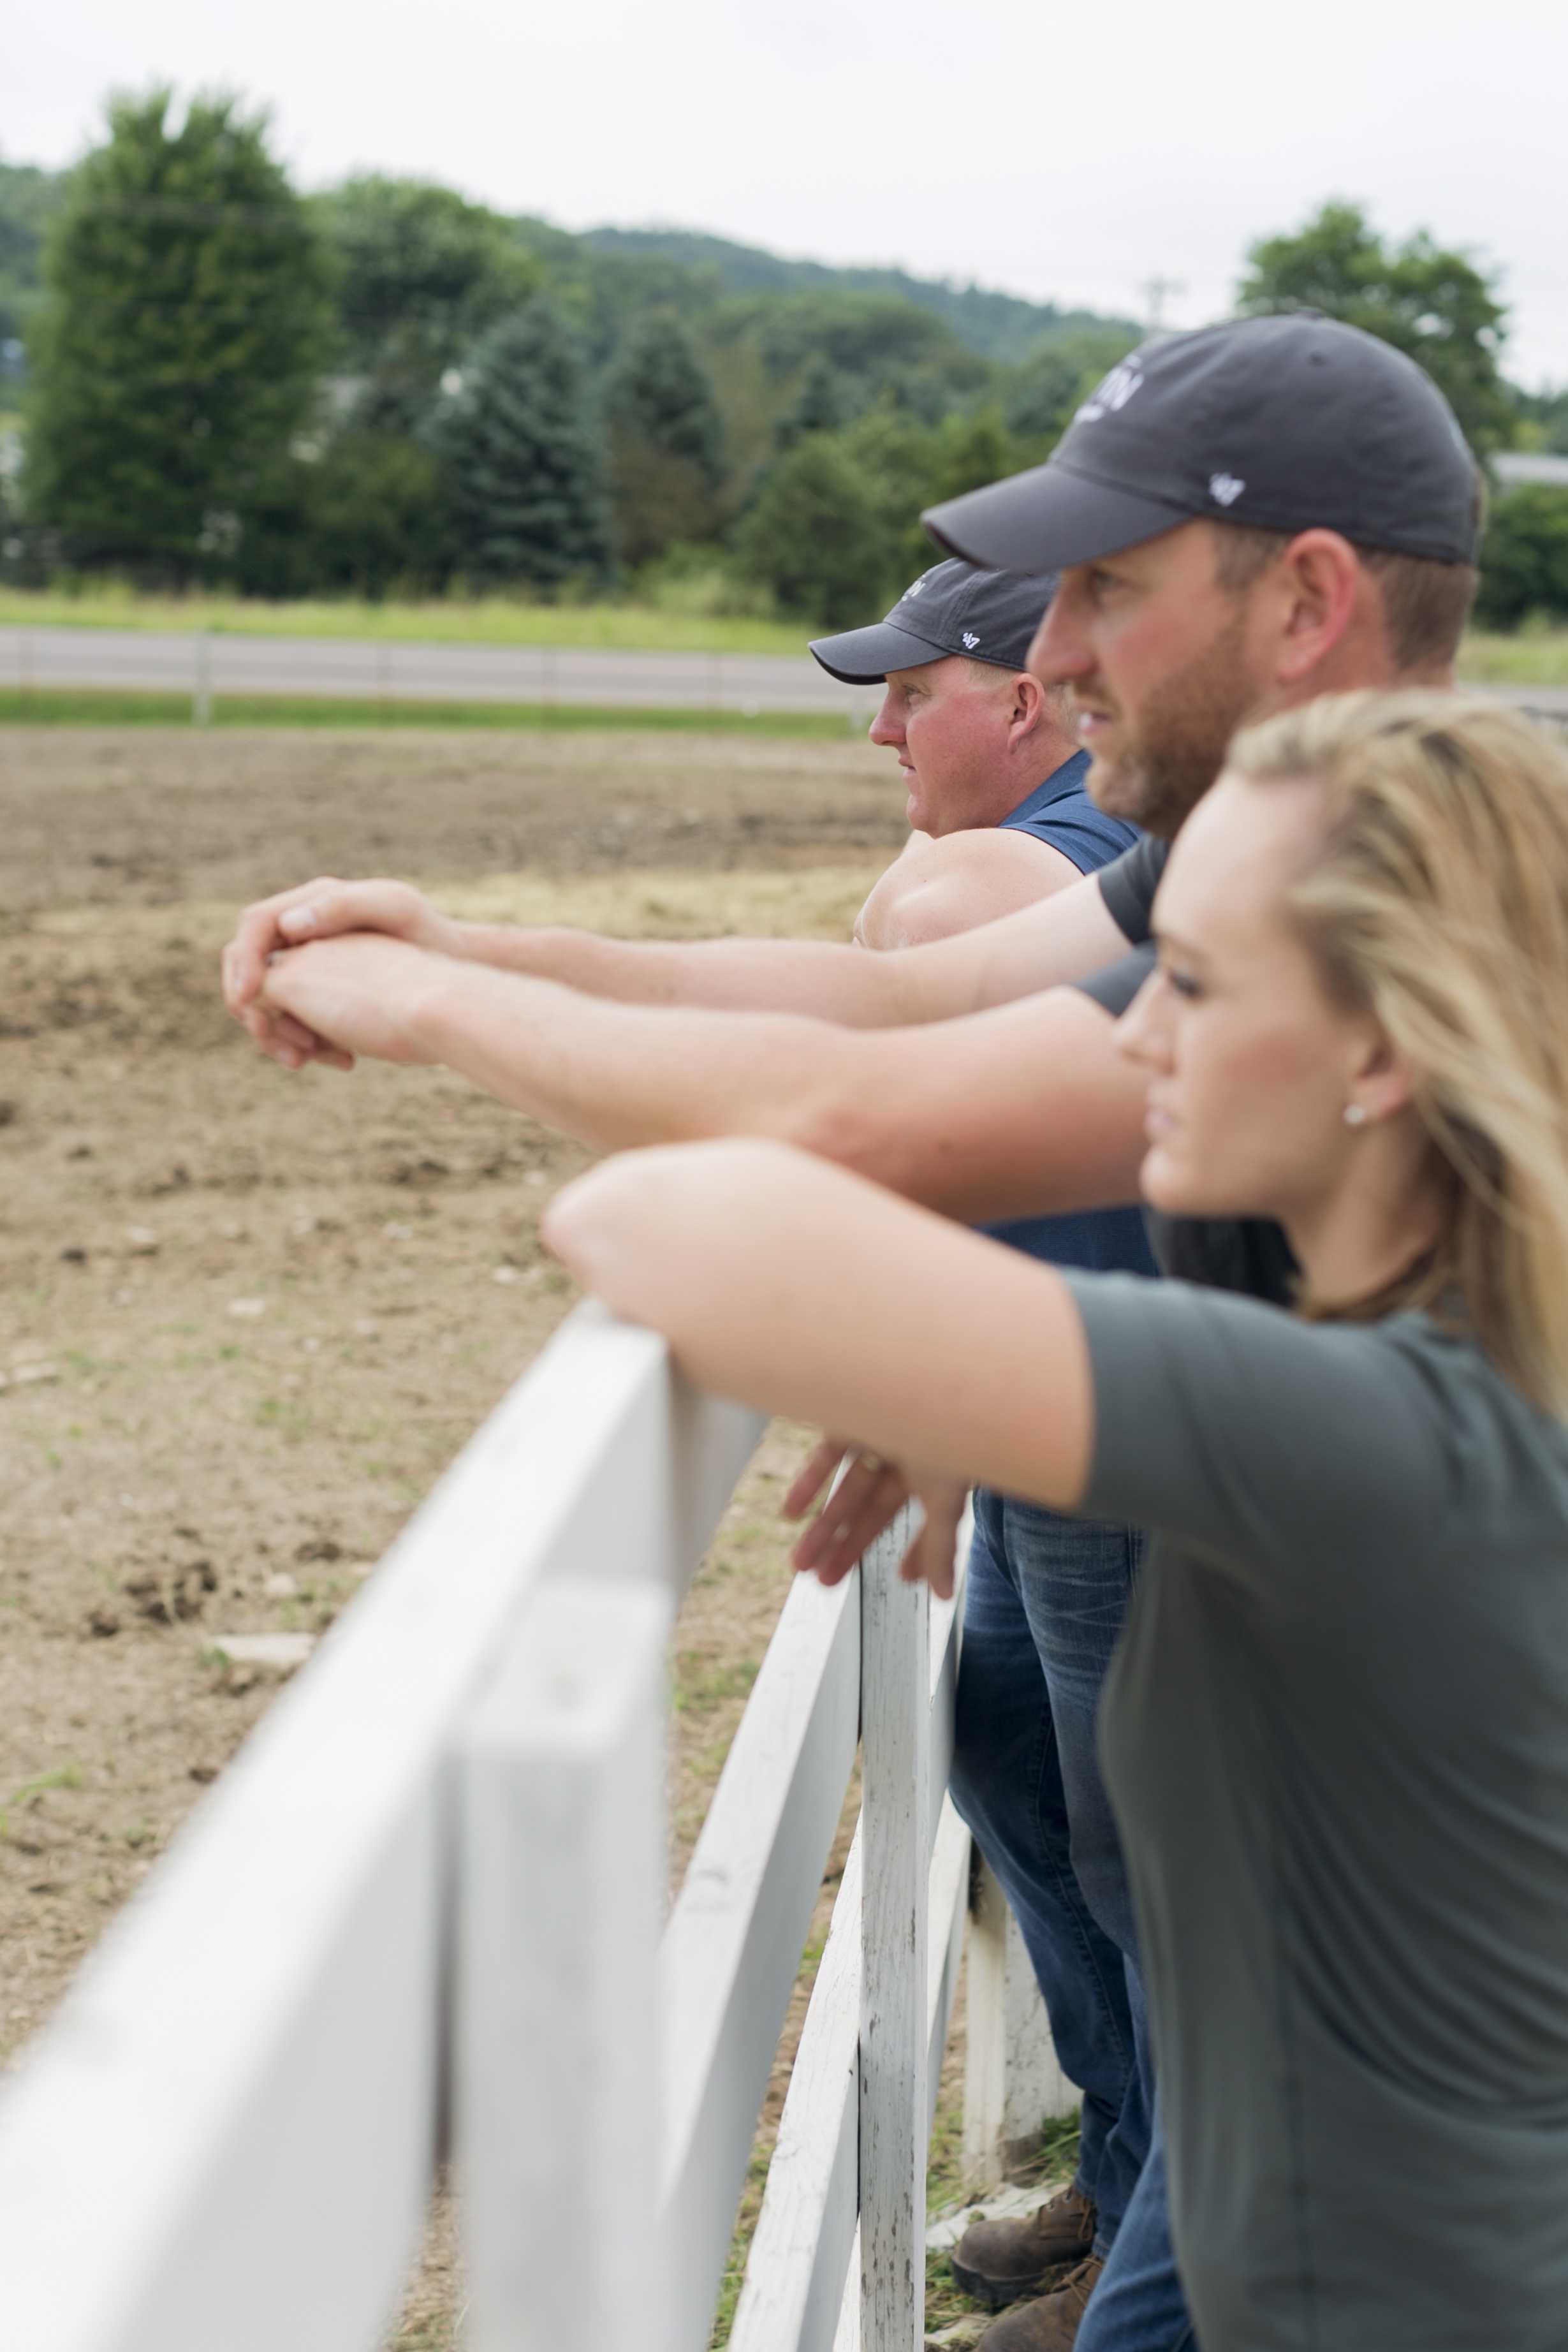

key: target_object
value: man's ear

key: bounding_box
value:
[1269,530,1372,687]
[1009,670,1045,740]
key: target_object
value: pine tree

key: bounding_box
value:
[433,301,614,590]
[314,176,540,436]
[25,91,333,577]
[738,434,886,629]
[604,310,725,566]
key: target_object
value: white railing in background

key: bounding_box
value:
[0,1298,1060,2352]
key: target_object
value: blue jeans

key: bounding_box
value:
[948,1492,1194,2346]
[1078,2108,1196,2352]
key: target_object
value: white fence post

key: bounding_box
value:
[962,1855,1078,2187]
[457,1577,671,2352]
[859,1511,928,2352]
[658,1566,861,2352]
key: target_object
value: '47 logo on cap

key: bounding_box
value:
[1209,473,1246,507]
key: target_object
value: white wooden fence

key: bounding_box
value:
[0,1298,1067,2352]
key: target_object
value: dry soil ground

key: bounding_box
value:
[0,723,957,2346]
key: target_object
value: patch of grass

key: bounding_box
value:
[1033,2110,1083,2182]
[1460,626,1568,689]
[924,2244,989,2339]
[708,2140,773,2349]
[254,1394,314,1441]
[673,1653,761,1712]
[0,688,854,737]
[0,582,809,656]
[0,1762,84,1839]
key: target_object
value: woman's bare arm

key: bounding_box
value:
[541,1138,1097,1545]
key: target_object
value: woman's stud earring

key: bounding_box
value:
[1344,1103,1368,1128]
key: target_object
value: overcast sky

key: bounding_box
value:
[8,0,1567,388]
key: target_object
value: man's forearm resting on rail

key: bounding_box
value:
[223,860,1132,1046]
[247,929,1147,1226]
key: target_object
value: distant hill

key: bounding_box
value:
[0,151,1137,372]
[582,225,1138,365]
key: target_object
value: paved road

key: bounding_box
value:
[0,624,879,720]
[2,622,1564,731]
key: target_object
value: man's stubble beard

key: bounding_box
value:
[1081,601,1260,841]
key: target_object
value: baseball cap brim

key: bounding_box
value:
[807,617,954,684]
[923,461,1194,574]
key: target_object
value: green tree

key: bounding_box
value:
[840,406,941,585]
[0,159,64,349]
[604,309,726,566]
[1238,201,1513,452]
[1004,327,1138,446]
[25,91,333,578]
[828,402,1031,587]
[313,176,539,434]
[235,431,450,599]
[1472,487,1568,628]
[1512,387,1568,458]
[431,300,614,589]
[738,434,886,628]
[776,353,852,446]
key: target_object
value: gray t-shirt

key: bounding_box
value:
[1065,1270,1568,2352]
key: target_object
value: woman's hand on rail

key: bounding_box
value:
[786,1437,967,1600]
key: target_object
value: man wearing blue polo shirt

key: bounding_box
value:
[812,565,1160,2349]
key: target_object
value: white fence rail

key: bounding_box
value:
[0,624,882,722]
[0,1298,1059,2352]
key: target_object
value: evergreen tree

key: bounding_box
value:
[432,300,614,589]
[1473,487,1568,628]
[606,310,724,481]
[0,159,63,349]
[1238,203,1514,453]
[738,434,886,628]
[25,91,333,577]
[314,176,539,436]
[603,310,725,566]
[233,432,450,599]
[776,355,851,447]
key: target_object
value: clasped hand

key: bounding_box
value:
[221,876,463,1069]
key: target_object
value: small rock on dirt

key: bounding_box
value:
[209,1631,316,1671]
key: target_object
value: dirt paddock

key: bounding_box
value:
[0,724,945,2346]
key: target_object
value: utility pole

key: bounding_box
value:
[1141,275,1185,334]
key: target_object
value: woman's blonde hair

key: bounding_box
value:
[1228,690,1568,1414]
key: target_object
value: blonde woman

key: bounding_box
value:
[544,693,1568,2352]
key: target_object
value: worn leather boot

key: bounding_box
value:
[974,2258,1104,2349]
[949,2186,1097,2306]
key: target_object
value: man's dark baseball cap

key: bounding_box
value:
[809,558,1056,684]
[921,315,1480,574]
